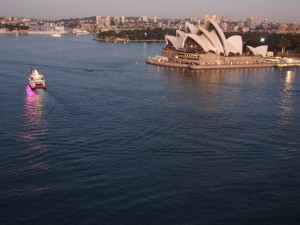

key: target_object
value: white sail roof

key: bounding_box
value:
[204,18,229,56]
[199,34,217,53]
[185,22,198,34]
[209,30,225,55]
[247,45,268,57]
[255,45,268,57]
[227,35,243,55]
[163,18,269,58]
[185,34,216,53]
[197,27,224,55]
[165,35,182,50]
[176,30,187,45]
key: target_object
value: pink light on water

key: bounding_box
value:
[25,84,43,126]
[22,85,50,171]
[23,84,47,142]
[27,85,35,97]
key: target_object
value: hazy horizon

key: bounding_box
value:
[1,0,299,23]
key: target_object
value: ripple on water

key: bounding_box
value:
[0,37,300,225]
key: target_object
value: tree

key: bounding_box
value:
[277,38,291,57]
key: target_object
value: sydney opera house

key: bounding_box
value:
[147,18,273,69]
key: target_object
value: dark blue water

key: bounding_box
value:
[1,35,300,225]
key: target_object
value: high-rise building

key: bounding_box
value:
[211,15,217,21]
[204,15,209,24]
[153,16,157,23]
[105,16,111,28]
[114,17,120,26]
[121,16,125,24]
[96,15,101,26]
[246,17,261,28]
[143,16,148,22]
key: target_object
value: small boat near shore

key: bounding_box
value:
[51,33,61,38]
[28,69,46,90]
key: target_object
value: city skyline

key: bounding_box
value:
[1,0,299,23]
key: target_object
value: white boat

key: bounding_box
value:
[51,33,61,38]
[73,29,90,35]
[28,69,46,90]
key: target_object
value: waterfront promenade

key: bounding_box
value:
[146,56,277,70]
[146,55,300,70]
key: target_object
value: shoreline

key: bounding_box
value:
[95,38,164,42]
[146,58,300,70]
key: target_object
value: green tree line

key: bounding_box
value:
[96,28,176,41]
[228,32,300,54]
[1,24,30,31]
[97,29,300,54]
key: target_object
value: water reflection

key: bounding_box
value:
[21,85,50,171]
[22,85,48,149]
[24,85,45,129]
[278,70,295,126]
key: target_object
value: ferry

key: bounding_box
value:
[28,69,46,90]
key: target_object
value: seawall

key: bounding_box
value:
[146,58,276,70]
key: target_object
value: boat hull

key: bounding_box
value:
[28,81,46,90]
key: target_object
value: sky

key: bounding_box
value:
[1,0,299,23]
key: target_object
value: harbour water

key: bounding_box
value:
[0,35,300,225]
